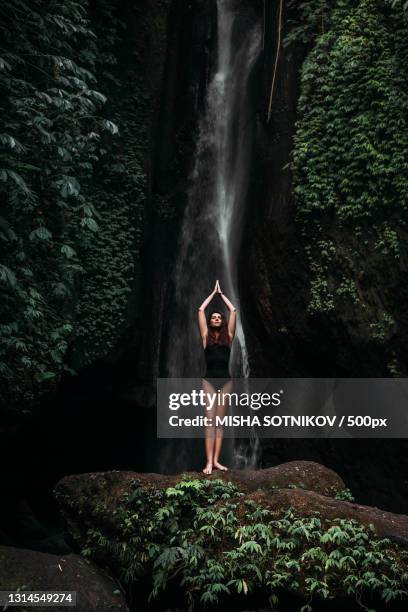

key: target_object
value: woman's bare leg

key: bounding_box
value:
[201,379,216,474]
[213,380,233,470]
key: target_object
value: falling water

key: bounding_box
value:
[163,0,261,470]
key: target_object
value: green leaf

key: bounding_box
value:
[0,264,17,287]
[103,119,119,134]
[59,176,81,198]
[34,371,56,383]
[61,244,76,259]
[29,227,52,241]
[81,217,98,232]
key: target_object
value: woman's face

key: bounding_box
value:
[210,312,222,328]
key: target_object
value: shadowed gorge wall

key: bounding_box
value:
[242,0,408,378]
[239,0,408,511]
[1,0,408,527]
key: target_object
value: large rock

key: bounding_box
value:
[53,460,345,519]
[59,459,345,495]
[54,461,408,552]
[53,460,345,553]
[52,461,344,571]
[53,461,408,610]
[0,545,127,611]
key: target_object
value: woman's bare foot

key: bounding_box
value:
[203,462,213,475]
[213,461,228,471]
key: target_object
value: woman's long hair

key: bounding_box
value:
[207,311,230,346]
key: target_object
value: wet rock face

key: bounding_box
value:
[0,545,127,612]
[135,0,216,391]
[235,1,408,514]
[239,1,401,378]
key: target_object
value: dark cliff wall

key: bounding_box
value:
[242,0,408,380]
[238,0,408,512]
[240,9,310,377]
[138,0,215,396]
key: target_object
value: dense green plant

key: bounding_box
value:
[0,0,146,406]
[388,0,408,10]
[73,0,147,365]
[77,477,408,610]
[334,487,355,502]
[0,0,109,404]
[284,0,336,46]
[289,0,408,340]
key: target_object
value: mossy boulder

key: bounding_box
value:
[53,461,408,610]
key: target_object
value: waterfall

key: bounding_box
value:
[162,0,261,470]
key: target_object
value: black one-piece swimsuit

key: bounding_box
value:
[203,343,232,390]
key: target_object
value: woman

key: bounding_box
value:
[197,280,237,474]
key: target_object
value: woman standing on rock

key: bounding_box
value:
[197,280,237,475]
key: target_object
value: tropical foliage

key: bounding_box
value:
[71,477,408,610]
[0,0,146,407]
[289,0,408,351]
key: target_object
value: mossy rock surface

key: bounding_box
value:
[54,459,345,503]
[52,461,408,610]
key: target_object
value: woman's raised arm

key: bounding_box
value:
[197,281,218,345]
[218,283,237,342]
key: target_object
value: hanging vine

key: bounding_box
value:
[267,0,284,122]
